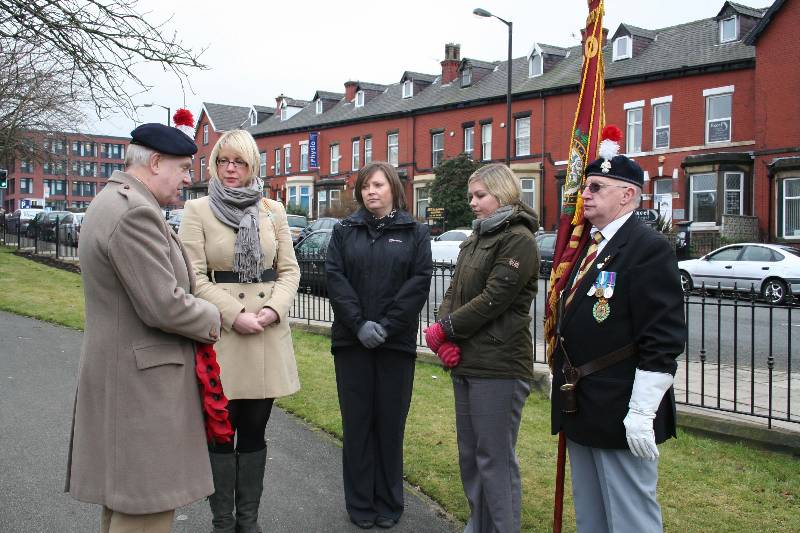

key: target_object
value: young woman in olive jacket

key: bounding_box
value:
[325,161,432,530]
[425,163,540,533]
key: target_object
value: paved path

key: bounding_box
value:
[0,311,460,533]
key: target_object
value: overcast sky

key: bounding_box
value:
[86,0,775,138]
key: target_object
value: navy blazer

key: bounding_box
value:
[551,215,686,449]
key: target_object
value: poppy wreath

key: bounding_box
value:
[195,342,234,443]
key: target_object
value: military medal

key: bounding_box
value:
[589,271,616,323]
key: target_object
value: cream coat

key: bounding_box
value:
[66,171,221,514]
[179,195,300,399]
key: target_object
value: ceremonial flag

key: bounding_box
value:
[544,0,607,365]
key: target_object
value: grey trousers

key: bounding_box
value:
[567,439,663,533]
[100,507,174,533]
[452,375,531,533]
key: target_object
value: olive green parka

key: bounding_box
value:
[438,203,539,380]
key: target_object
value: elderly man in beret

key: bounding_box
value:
[551,150,686,532]
[65,123,222,533]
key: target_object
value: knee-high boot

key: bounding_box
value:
[235,448,266,533]
[208,452,237,533]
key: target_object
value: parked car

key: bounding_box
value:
[535,231,556,277]
[167,209,184,232]
[287,214,309,244]
[61,213,85,246]
[8,208,44,234]
[430,228,472,263]
[678,243,800,305]
[294,229,332,293]
[298,217,338,243]
[25,211,49,238]
[38,211,71,241]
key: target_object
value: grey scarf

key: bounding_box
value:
[208,178,264,282]
[472,204,515,235]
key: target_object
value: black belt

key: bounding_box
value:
[209,269,277,284]
[562,343,638,384]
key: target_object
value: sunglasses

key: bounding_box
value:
[580,182,630,194]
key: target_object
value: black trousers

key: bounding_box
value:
[333,346,416,522]
[210,398,274,454]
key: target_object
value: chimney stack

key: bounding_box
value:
[344,81,358,102]
[580,28,609,53]
[441,43,461,84]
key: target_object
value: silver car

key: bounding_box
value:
[678,243,800,305]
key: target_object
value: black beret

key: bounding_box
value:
[585,154,644,187]
[130,123,197,156]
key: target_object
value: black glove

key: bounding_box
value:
[357,321,387,349]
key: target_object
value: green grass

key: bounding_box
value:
[2,246,798,532]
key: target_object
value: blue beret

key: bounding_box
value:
[585,154,644,187]
[130,123,197,156]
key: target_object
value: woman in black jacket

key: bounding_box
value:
[325,161,432,530]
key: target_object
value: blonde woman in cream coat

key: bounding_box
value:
[179,129,300,533]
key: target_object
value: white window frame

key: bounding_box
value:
[613,35,632,61]
[330,144,340,174]
[481,124,492,161]
[432,132,444,168]
[705,92,733,144]
[520,178,536,209]
[528,53,543,78]
[284,145,291,174]
[364,137,373,164]
[352,139,360,170]
[651,97,672,150]
[203,124,209,145]
[355,90,365,108]
[515,117,531,157]
[259,152,267,177]
[464,127,474,159]
[200,156,206,181]
[689,173,718,226]
[723,172,744,216]
[330,189,341,209]
[720,16,737,43]
[626,107,643,154]
[782,178,800,238]
[387,133,399,167]
[402,80,413,98]
[274,148,281,175]
[416,187,429,219]
[315,99,323,114]
[250,110,257,126]
[300,142,309,172]
[462,68,472,87]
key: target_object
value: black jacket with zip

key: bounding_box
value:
[325,208,433,354]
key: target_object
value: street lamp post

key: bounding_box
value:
[473,8,512,165]
[138,103,171,126]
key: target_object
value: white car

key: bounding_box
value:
[430,229,473,263]
[678,243,800,305]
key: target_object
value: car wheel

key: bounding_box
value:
[761,278,788,305]
[679,271,693,293]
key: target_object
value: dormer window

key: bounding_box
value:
[250,110,257,126]
[720,16,737,43]
[461,68,472,87]
[528,53,543,78]
[315,99,323,114]
[355,90,365,108]
[279,101,288,121]
[402,80,413,99]
[613,36,632,61]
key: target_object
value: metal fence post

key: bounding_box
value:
[55,216,60,259]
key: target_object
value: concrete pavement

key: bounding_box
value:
[0,311,460,532]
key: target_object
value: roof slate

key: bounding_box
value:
[203,102,250,132]
[246,9,761,138]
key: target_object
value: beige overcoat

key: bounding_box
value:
[179,195,300,399]
[65,171,221,514]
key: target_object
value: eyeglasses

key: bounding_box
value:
[216,157,248,169]
[580,182,630,194]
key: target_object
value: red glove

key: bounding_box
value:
[437,342,461,368]
[424,322,447,353]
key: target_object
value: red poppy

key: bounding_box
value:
[195,342,234,443]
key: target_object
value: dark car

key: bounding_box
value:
[25,212,48,238]
[38,211,71,241]
[61,213,85,246]
[535,231,556,277]
[294,229,332,294]
[298,217,339,243]
[7,208,44,234]
[286,214,309,244]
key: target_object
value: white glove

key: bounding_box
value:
[623,369,674,461]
